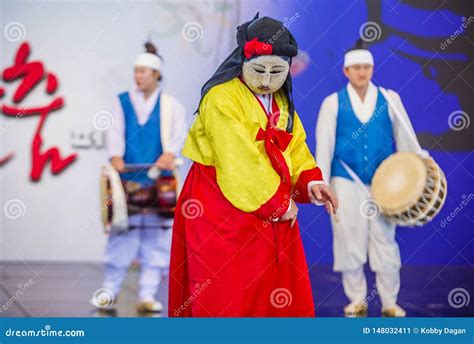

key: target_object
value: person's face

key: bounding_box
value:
[242,55,290,94]
[344,64,373,89]
[134,66,160,91]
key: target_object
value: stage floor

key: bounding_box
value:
[0,262,472,317]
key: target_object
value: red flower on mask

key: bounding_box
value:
[243,38,273,59]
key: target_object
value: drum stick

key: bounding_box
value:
[148,158,184,180]
[123,158,184,174]
[123,163,155,172]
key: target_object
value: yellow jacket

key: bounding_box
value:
[183,77,319,213]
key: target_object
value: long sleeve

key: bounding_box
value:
[287,113,323,203]
[167,99,188,157]
[315,93,338,183]
[386,90,422,153]
[106,96,125,159]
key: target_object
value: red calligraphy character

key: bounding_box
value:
[1,42,77,181]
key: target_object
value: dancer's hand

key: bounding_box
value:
[281,199,298,227]
[310,184,338,214]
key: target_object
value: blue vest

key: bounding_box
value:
[119,91,163,185]
[331,87,395,185]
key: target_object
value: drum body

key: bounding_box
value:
[154,174,178,218]
[371,152,447,227]
[100,166,178,230]
[122,176,177,219]
[100,172,114,228]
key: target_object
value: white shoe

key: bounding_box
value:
[136,298,164,313]
[343,301,368,317]
[382,304,406,317]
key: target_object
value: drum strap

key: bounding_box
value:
[378,87,423,155]
[339,159,371,197]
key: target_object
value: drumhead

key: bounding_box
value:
[372,152,427,213]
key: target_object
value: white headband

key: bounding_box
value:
[135,52,161,71]
[344,49,374,67]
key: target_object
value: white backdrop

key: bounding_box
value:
[0,0,283,262]
[1,0,231,261]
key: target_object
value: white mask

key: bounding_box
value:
[242,55,290,95]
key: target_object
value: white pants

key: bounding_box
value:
[103,213,173,300]
[330,177,401,308]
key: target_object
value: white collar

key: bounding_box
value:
[346,81,378,123]
[131,84,161,102]
[346,81,376,104]
[254,92,273,115]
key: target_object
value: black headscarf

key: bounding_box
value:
[197,14,299,133]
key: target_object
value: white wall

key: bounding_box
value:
[0,0,241,261]
[0,0,285,262]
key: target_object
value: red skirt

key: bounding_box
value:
[168,162,315,317]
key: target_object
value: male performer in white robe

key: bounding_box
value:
[93,43,187,313]
[315,40,422,317]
